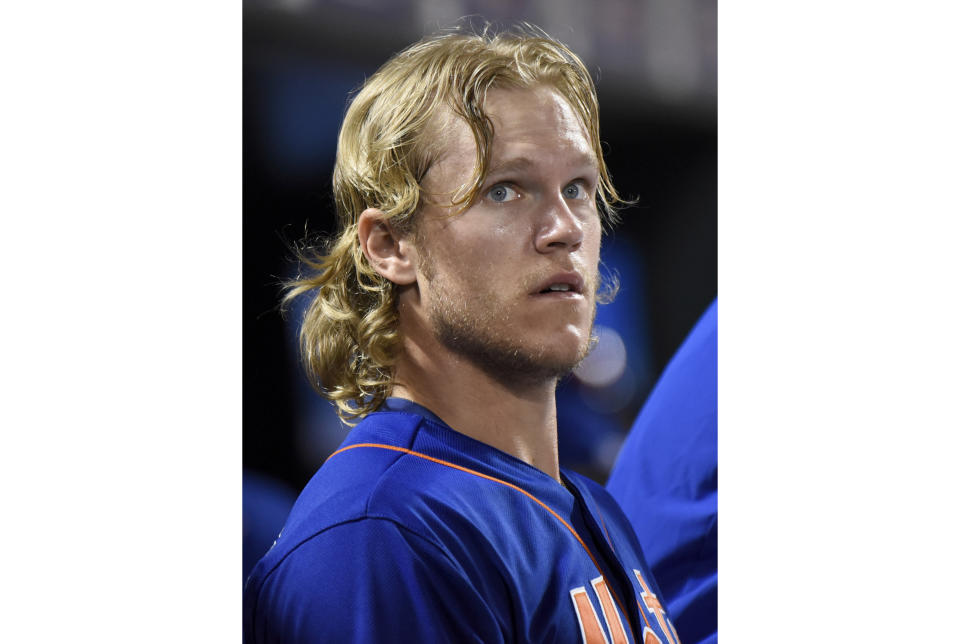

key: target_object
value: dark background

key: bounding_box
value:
[243,1,717,498]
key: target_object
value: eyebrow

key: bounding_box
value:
[487,153,599,177]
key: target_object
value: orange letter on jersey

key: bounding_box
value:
[633,569,681,644]
[590,576,629,644]
[570,577,631,644]
[570,586,610,644]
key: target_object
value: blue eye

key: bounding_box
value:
[487,184,519,203]
[563,183,582,199]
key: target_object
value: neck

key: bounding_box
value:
[390,331,562,483]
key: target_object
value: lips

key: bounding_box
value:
[531,271,585,296]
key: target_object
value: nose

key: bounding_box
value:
[534,192,584,253]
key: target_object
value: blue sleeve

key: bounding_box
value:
[606,298,717,644]
[245,518,506,643]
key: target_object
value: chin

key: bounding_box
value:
[499,333,595,386]
[428,295,596,386]
[540,325,594,359]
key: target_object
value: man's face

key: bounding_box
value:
[408,85,603,384]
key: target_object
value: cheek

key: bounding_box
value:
[443,223,522,266]
[584,222,603,260]
[422,235,501,292]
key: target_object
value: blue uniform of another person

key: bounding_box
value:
[606,299,717,644]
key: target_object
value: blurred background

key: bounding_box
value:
[243,0,717,577]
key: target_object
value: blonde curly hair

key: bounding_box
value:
[285,25,625,424]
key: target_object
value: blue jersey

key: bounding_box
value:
[606,299,717,644]
[243,399,682,643]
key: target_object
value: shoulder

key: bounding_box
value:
[244,412,509,642]
[243,412,513,642]
[253,411,458,564]
[244,516,504,643]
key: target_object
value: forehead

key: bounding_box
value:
[487,86,596,163]
[430,86,598,177]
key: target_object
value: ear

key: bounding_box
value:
[357,208,418,285]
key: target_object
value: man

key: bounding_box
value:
[607,299,718,644]
[244,27,682,643]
